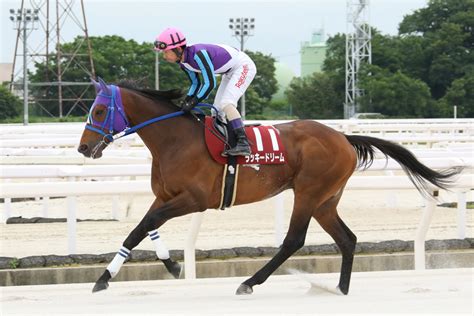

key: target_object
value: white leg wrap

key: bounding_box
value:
[148,229,170,260]
[106,246,130,278]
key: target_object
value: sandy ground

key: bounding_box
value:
[1,189,472,257]
[1,268,472,315]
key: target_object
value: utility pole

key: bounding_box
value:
[9,8,39,125]
[22,15,29,125]
[228,17,255,120]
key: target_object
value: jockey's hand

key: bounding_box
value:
[179,96,199,113]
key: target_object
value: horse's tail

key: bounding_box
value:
[345,134,463,197]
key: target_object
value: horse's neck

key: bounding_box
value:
[124,93,201,162]
[135,115,200,161]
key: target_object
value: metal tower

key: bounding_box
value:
[344,0,372,119]
[9,0,95,118]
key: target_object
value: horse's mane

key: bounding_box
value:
[117,80,183,111]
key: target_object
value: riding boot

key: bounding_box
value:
[223,127,251,156]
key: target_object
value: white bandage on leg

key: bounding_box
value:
[222,104,241,121]
[148,229,170,260]
[106,246,130,278]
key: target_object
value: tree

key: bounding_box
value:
[358,66,432,117]
[397,35,430,82]
[320,0,474,118]
[30,35,187,116]
[437,71,474,117]
[244,51,278,116]
[30,35,277,117]
[322,33,346,94]
[0,85,22,120]
[285,72,343,119]
[399,0,474,99]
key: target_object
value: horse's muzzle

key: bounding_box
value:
[77,143,88,155]
[77,143,103,159]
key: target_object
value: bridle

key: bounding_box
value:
[85,85,129,144]
[85,84,186,153]
[84,83,229,154]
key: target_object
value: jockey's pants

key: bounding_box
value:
[213,51,257,112]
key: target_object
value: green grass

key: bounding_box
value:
[9,258,19,269]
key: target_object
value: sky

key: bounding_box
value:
[0,0,428,76]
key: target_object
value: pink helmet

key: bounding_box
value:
[154,27,187,51]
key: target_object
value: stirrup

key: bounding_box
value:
[222,145,251,157]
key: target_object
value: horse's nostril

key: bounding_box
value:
[78,144,88,153]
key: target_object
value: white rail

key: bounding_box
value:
[1,119,472,276]
[1,174,472,273]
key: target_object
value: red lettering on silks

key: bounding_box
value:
[235,64,249,88]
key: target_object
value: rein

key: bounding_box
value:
[85,85,227,146]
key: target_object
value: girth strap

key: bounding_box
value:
[218,163,239,210]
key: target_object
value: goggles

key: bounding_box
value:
[154,41,168,50]
[154,37,186,50]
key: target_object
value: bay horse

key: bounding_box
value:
[78,78,460,295]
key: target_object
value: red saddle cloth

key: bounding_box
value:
[204,117,287,165]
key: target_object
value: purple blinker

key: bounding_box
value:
[87,78,129,136]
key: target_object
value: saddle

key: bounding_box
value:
[205,116,286,165]
[203,115,287,210]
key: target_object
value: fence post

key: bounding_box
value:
[67,176,77,254]
[3,198,12,223]
[2,179,12,222]
[41,179,50,218]
[41,196,49,218]
[184,212,204,279]
[274,193,285,247]
[456,191,467,239]
[67,195,77,254]
[414,190,436,270]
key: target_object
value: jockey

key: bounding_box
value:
[154,27,256,157]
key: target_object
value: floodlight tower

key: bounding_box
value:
[9,0,95,118]
[9,7,39,125]
[345,0,372,119]
[228,17,255,119]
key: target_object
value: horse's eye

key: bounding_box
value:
[96,109,104,115]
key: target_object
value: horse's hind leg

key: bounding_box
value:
[236,192,315,295]
[312,192,357,295]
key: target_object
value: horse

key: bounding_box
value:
[78,77,461,295]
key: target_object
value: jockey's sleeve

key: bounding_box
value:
[182,68,200,97]
[193,50,217,101]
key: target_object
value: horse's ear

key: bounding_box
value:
[91,78,101,94]
[98,77,111,95]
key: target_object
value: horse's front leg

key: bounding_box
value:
[92,193,205,293]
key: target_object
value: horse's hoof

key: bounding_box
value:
[236,283,253,295]
[92,281,109,293]
[162,259,182,279]
[337,285,348,295]
[170,262,183,279]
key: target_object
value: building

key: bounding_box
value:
[0,63,13,85]
[272,62,296,102]
[300,29,327,77]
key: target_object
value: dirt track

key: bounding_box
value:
[1,269,473,315]
[1,189,471,257]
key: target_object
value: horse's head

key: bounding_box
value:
[77,77,129,159]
